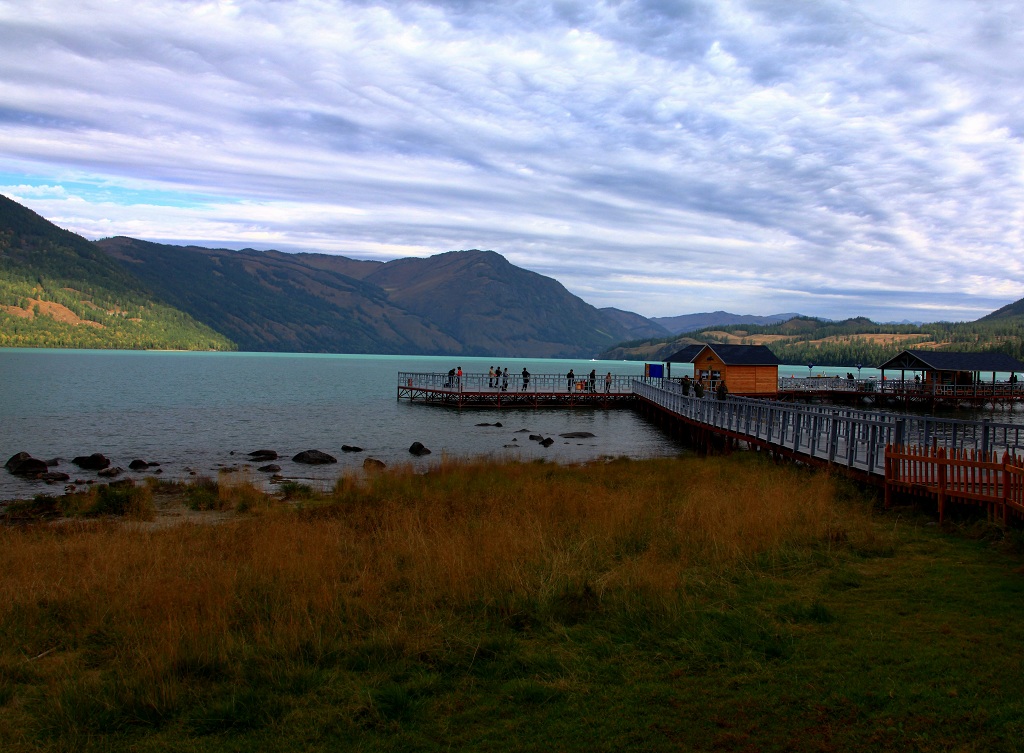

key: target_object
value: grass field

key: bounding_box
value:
[2,454,1023,752]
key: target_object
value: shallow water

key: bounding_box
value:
[0,350,683,501]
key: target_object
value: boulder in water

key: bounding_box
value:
[72,453,110,471]
[409,442,432,456]
[292,449,337,465]
[363,457,386,470]
[5,453,48,476]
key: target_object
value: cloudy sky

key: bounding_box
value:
[2,0,1023,322]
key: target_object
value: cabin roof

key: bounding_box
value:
[878,349,1024,373]
[666,343,781,366]
[664,344,704,363]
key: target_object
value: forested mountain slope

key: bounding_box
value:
[0,195,233,350]
[96,237,462,355]
[94,242,668,357]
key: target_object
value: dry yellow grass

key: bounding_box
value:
[0,299,104,328]
[0,456,875,675]
[805,333,937,347]
[699,331,796,345]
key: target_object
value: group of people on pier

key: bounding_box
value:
[565,369,613,393]
[445,367,617,393]
[678,374,728,400]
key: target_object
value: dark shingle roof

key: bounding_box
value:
[665,343,780,366]
[878,350,1024,373]
[664,344,704,363]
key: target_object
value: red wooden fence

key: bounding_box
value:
[884,445,1024,523]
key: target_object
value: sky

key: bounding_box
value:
[2,0,1023,323]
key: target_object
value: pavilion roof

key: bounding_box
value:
[878,350,1024,373]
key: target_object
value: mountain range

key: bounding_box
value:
[650,311,801,336]
[2,194,672,357]
[4,193,1023,361]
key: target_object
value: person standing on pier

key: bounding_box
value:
[716,380,728,401]
[457,366,462,390]
[589,369,596,392]
[502,367,509,391]
[488,366,495,388]
[605,372,612,393]
[522,368,530,391]
[566,369,575,391]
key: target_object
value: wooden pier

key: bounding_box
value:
[400,371,1024,523]
[776,376,1024,409]
[633,380,1024,522]
[397,371,640,409]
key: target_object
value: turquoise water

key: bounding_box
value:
[4,349,1018,502]
[0,350,682,501]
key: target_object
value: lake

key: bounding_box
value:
[0,350,684,501]
[3,349,1019,502]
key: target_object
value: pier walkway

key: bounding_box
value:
[777,376,1024,408]
[633,380,1024,521]
[399,371,1024,521]
[397,371,639,408]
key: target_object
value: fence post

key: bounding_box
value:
[847,418,857,467]
[937,447,947,524]
[981,420,991,457]
[867,424,878,474]
[828,412,839,463]
[1002,451,1011,526]
[884,444,893,509]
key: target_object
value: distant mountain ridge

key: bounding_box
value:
[979,298,1024,321]
[94,238,670,357]
[651,311,802,335]
[4,193,1022,359]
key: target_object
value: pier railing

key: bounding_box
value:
[778,376,1023,397]
[634,380,1024,477]
[398,371,640,394]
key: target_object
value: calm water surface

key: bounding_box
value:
[0,350,681,501]
[3,350,1020,502]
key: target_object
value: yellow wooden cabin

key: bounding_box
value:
[666,343,780,396]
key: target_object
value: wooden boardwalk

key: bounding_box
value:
[400,371,1024,522]
[634,380,1024,522]
[397,371,638,408]
[777,376,1024,408]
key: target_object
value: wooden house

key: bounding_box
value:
[665,343,780,396]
